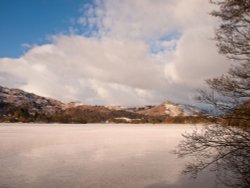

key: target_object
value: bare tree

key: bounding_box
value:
[211,0,250,62]
[175,1,250,187]
[177,123,250,187]
[199,0,250,114]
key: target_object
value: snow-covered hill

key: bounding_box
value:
[135,101,202,117]
[0,86,64,116]
[0,85,205,123]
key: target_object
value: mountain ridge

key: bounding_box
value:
[0,85,209,124]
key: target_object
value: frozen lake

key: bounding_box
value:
[0,124,224,188]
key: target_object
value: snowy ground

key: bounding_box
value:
[0,124,225,188]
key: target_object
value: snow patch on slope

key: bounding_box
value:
[164,102,201,116]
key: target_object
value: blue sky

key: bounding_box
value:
[0,0,93,57]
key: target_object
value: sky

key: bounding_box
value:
[0,0,231,106]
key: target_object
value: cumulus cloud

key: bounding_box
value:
[0,0,230,106]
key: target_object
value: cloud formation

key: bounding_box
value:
[0,0,230,106]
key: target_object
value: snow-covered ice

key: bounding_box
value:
[0,124,225,188]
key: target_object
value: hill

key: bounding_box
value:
[0,85,209,124]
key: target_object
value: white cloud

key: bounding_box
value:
[0,36,166,105]
[0,0,230,106]
[165,26,229,86]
